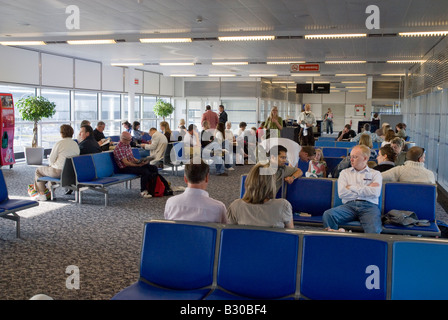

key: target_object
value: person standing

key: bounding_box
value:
[218,105,228,124]
[324,108,334,134]
[298,104,317,146]
[201,105,219,129]
[264,106,283,139]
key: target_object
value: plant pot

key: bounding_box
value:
[25,147,44,165]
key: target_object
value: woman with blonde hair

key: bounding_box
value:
[264,106,283,138]
[359,133,377,160]
[160,121,172,141]
[227,163,294,228]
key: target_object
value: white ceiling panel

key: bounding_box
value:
[0,0,447,82]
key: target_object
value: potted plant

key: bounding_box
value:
[153,99,174,121]
[16,96,56,165]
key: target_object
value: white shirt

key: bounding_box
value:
[338,166,382,205]
[381,161,435,184]
[164,187,228,223]
[49,138,80,170]
[260,138,302,167]
[144,131,168,164]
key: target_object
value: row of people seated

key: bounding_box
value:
[164,140,435,236]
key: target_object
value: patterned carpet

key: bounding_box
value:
[1,161,448,300]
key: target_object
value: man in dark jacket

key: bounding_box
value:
[78,125,102,155]
[218,105,228,124]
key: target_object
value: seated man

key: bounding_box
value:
[322,145,383,234]
[140,128,168,165]
[93,121,110,151]
[337,124,357,141]
[164,160,227,223]
[351,123,383,143]
[113,132,158,198]
[78,125,102,155]
[268,145,303,195]
[381,146,435,184]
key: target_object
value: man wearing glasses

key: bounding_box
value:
[113,131,158,198]
[322,145,383,234]
[381,146,435,184]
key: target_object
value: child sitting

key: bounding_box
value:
[306,148,327,178]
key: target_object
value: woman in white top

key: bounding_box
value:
[33,124,80,201]
[227,163,294,229]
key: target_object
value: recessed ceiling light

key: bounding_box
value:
[381,73,406,76]
[0,41,46,46]
[267,61,306,64]
[398,31,448,37]
[386,60,425,63]
[67,39,116,45]
[304,33,367,39]
[110,62,144,66]
[140,38,192,43]
[325,60,366,64]
[218,35,275,41]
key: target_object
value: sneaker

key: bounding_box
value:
[143,193,152,198]
[217,172,228,176]
[226,167,235,171]
[36,194,48,201]
[140,190,149,197]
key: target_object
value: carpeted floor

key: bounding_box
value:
[1,161,448,300]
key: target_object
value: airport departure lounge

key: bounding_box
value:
[2,0,448,306]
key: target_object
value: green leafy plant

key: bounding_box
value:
[16,96,56,148]
[153,99,174,121]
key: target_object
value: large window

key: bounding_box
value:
[74,91,98,124]
[41,89,70,122]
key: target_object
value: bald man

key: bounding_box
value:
[113,131,158,198]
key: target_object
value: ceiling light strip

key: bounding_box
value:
[218,36,275,41]
[304,33,367,39]
[398,31,448,37]
[267,61,306,64]
[0,41,46,46]
[325,60,366,64]
[386,60,425,63]
[67,39,116,45]
[159,62,195,66]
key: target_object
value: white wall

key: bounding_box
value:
[303,92,368,132]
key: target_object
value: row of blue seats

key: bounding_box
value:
[240,175,440,237]
[0,170,39,237]
[112,220,448,300]
[316,140,382,148]
[38,149,144,206]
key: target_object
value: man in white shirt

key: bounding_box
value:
[322,145,383,233]
[141,128,168,165]
[297,104,317,146]
[164,160,227,223]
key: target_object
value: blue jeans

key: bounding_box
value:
[322,200,382,233]
[215,163,225,174]
[325,119,333,134]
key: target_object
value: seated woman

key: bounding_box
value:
[227,163,294,229]
[32,124,80,201]
[160,121,173,142]
[373,144,397,172]
[359,133,377,161]
[131,121,144,142]
[381,129,396,147]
